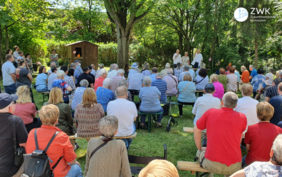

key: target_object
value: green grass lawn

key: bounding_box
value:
[0,70,246,177]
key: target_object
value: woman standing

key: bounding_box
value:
[227,67,238,92]
[50,49,59,68]
[25,53,33,74]
[241,66,250,83]
[74,88,104,138]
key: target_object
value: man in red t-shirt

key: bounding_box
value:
[194,92,247,175]
[243,101,282,167]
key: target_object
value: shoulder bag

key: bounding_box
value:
[176,82,190,98]
[13,116,26,167]
[89,140,112,159]
[168,74,178,94]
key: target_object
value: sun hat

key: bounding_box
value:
[131,63,138,69]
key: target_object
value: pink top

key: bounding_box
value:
[94,77,105,92]
[213,81,224,99]
[13,103,37,124]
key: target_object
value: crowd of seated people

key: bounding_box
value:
[3,54,282,177]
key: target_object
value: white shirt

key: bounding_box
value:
[173,53,182,64]
[107,70,118,78]
[192,94,221,126]
[182,56,189,64]
[128,73,143,90]
[48,73,57,90]
[192,53,203,65]
[107,98,138,136]
[234,96,259,126]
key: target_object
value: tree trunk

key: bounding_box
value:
[116,27,129,67]
[0,27,3,66]
[254,36,258,69]
[178,33,183,54]
[209,0,219,70]
[5,26,8,51]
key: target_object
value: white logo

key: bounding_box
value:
[234,7,249,22]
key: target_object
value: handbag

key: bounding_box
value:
[13,116,26,167]
[176,82,190,98]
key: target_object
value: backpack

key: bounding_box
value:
[23,129,63,177]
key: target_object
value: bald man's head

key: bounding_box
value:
[115,86,127,98]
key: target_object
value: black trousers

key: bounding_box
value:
[25,118,42,133]
[173,64,177,68]
[178,101,195,116]
[193,62,199,69]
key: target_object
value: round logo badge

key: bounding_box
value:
[234,7,248,22]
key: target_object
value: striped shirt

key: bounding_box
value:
[151,78,167,102]
[174,68,183,81]
[251,74,266,92]
[266,85,279,99]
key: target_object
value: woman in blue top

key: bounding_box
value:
[96,78,115,112]
[35,66,48,92]
[178,73,196,117]
[139,76,163,128]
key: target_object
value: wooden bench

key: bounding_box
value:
[183,127,206,134]
[177,161,209,175]
[69,132,137,142]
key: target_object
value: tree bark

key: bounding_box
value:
[209,0,219,70]
[254,36,258,69]
[116,27,130,67]
[178,33,183,54]
[0,27,3,66]
[5,26,9,51]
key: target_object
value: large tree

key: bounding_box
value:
[103,0,155,67]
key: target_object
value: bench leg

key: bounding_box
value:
[148,115,151,133]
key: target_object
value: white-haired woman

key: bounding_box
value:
[71,79,89,111]
[11,86,41,132]
[85,116,131,177]
[96,78,115,112]
[139,76,163,128]
[52,70,72,103]
[94,68,107,91]
[231,134,282,177]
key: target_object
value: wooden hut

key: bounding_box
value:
[66,41,98,70]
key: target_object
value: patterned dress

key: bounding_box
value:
[74,103,105,138]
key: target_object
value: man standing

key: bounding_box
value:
[76,67,94,88]
[107,86,138,149]
[182,52,190,66]
[194,92,247,175]
[192,84,221,126]
[269,83,282,125]
[163,69,178,96]
[2,54,17,94]
[48,67,57,91]
[173,49,181,68]
[110,69,126,92]
[249,65,257,81]
[191,49,203,68]
[75,60,83,75]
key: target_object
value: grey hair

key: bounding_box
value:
[156,73,162,78]
[222,92,238,109]
[279,70,282,76]
[99,69,107,75]
[99,116,118,139]
[110,63,118,70]
[184,65,189,71]
[117,69,125,74]
[167,68,173,74]
[70,63,75,68]
[249,65,253,69]
[56,70,64,79]
[210,74,218,82]
[119,79,128,87]
[135,68,140,73]
[143,76,152,86]
[79,79,89,87]
[232,65,236,69]
[272,134,282,165]
[103,78,112,88]
[115,86,127,97]
[188,65,193,69]
[165,63,170,69]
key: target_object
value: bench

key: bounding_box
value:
[138,111,163,133]
[183,127,206,134]
[177,161,209,175]
[69,132,137,142]
[38,91,49,103]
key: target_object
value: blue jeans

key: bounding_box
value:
[4,83,16,94]
[122,124,136,150]
[242,156,247,168]
[140,108,164,123]
[36,86,48,92]
[65,164,83,177]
